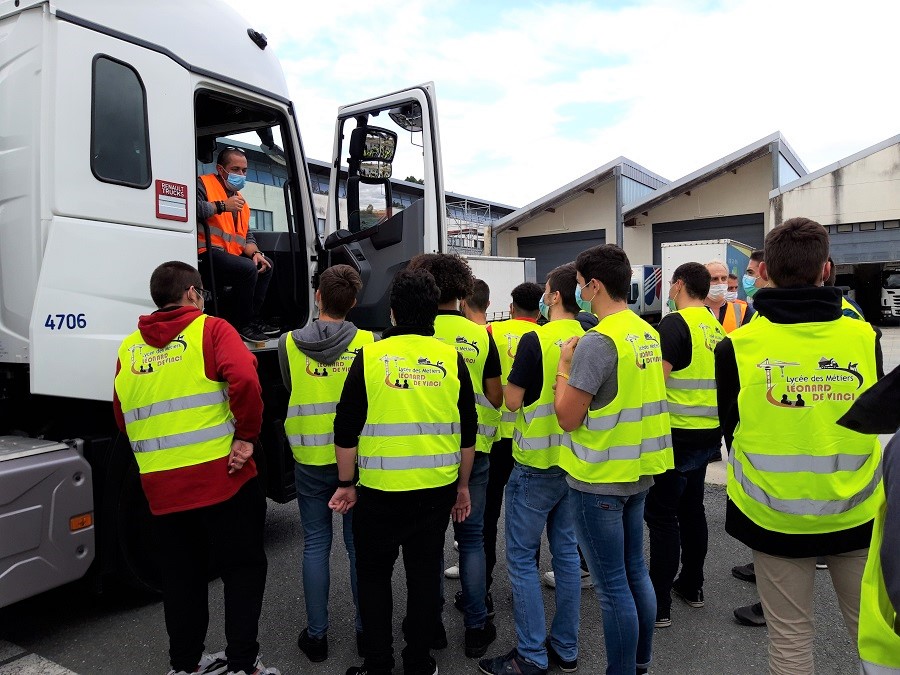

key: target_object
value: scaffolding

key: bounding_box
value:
[447,199,495,255]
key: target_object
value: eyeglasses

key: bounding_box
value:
[188,286,212,302]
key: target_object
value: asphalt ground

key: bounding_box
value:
[1,327,897,675]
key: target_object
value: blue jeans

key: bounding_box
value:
[505,462,580,669]
[572,488,656,675]
[449,452,490,628]
[295,463,361,637]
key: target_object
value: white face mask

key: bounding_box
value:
[724,291,738,302]
[708,283,728,301]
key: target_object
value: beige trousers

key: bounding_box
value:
[753,548,868,675]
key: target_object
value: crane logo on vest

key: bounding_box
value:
[698,322,723,352]
[306,347,362,378]
[625,332,662,370]
[503,333,523,358]
[379,354,447,390]
[757,357,864,409]
[128,335,188,375]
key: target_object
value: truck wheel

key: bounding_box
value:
[113,453,161,595]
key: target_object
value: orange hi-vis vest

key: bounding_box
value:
[720,301,746,333]
[198,174,250,256]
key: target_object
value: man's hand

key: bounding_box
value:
[329,486,357,514]
[254,253,272,273]
[224,193,246,213]
[558,336,580,371]
[453,486,471,523]
[227,439,254,474]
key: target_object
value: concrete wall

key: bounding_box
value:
[496,178,617,257]
[771,142,900,226]
[625,155,773,264]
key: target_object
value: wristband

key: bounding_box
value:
[336,479,353,488]
[215,200,225,214]
[556,371,570,380]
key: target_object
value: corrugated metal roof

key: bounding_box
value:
[492,157,668,234]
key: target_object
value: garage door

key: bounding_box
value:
[517,230,606,283]
[826,221,900,264]
[652,214,764,264]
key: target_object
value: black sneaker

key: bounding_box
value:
[731,562,756,583]
[297,628,328,662]
[478,648,547,675]
[546,638,577,672]
[402,616,447,650]
[733,601,766,626]
[465,622,497,658]
[455,590,495,621]
[403,655,438,675]
[251,318,281,337]
[672,584,704,608]
[239,324,270,342]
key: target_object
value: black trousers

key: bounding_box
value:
[644,462,709,617]
[353,483,456,675]
[153,478,268,673]
[206,247,272,328]
[483,437,514,591]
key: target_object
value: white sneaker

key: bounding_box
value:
[542,569,593,589]
[166,651,227,675]
[453,540,459,551]
[444,565,460,579]
[227,655,281,675]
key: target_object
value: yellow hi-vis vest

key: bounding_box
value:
[491,318,538,439]
[512,318,584,469]
[859,497,900,674]
[667,306,725,430]
[560,310,674,483]
[358,334,463,491]
[283,328,375,465]
[434,314,500,453]
[842,297,865,321]
[728,315,883,534]
[114,315,234,473]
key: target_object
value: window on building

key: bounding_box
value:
[778,153,800,187]
[883,220,900,229]
[836,224,853,233]
[91,56,151,188]
[859,222,876,231]
[249,209,274,231]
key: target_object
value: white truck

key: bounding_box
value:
[628,265,663,325]
[464,255,537,321]
[660,239,753,316]
[0,0,487,607]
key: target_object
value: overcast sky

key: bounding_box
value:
[223,0,900,208]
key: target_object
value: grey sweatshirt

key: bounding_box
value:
[277,320,375,393]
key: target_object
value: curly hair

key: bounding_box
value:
[390,268,440,326]
[407,253,474,304]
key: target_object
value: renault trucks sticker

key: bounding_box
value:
[757,356,863,409]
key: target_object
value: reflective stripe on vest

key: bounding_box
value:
[512,319,584,469]
[666,307,724,430]
[858,498,900,672]
[560,310,674,484]
[114,315,233,474]
[284,329,375,465]
[727,314,883,534]
[198,174,250,256]
[435,314,500,452]
[359,335,462,491]
[491,318,538,439]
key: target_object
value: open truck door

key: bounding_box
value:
[322,83,446,330]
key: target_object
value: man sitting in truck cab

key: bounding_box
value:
[197,147,277,343]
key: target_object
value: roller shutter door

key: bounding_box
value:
[517,230,606,282]
[651,214,764,264]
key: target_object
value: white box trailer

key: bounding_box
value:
[464,255,537,321]
[660,239,753,317]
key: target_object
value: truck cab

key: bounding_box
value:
[0,0,445,605]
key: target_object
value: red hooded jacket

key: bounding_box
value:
[113,306,262,515]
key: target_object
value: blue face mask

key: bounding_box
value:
[742,274,759,298]
[539,295,551,320]
[226,173,246,191]
[666,298,677,312]
[575,282,594,313]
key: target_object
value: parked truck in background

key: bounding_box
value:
[834,261,900,324]
[660,239,753,317]
[628,264,663,325]
[0,0,478,608]
[464,255,537,321]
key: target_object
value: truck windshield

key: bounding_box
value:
[883,273,900,289]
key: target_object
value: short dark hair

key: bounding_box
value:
[217,147,246,168]
[825,256,837,286]
[149,261,202,308]
[575,244,631,302]
[390,268,439,326]
[546,263,580,315]
[407,253,474,304]
[673,262,711,300]
[749,249,765,263]
[319,264,362,318]
[510,282,543,315]
[764,217,829,287]
[466,279,490,313]
[728,273,739,281]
